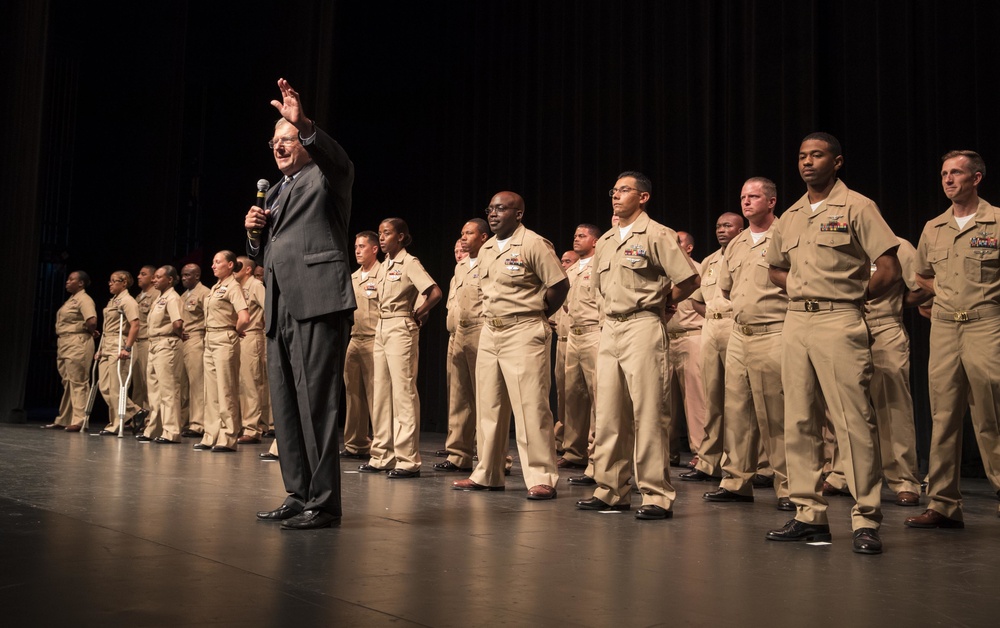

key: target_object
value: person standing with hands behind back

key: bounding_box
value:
[246,78,357,530]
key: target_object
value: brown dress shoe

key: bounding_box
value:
[452,478,504,491]
[904,509,964,529]
[556,457,586,469]
[237,435,261,444]
[895,491,920,507]
[64,425,82,433]
[526,484,557,500]
[822,481,851,497]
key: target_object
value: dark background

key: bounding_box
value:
[5,1,999,471]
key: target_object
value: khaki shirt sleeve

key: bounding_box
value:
[226,282,248,312]
[122,297,140,322]
[897,238,920,292]
[527,235,567,289]
[765,218,790,269]
[407,256,437,295]
[855,202,900,262]
[80,293,98,321]
[915,226,934,277]
[166,294,183,323]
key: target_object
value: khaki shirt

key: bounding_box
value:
[867,237,920,321]
[695,248,733,317]
[916,197,1000,312]
[101,293,140,353]
[766,180,899,303]
[147,288,183,337]
[566,257,600,328]
[479,223,566,318]
[453,257,485,324]
[378,248,436,316]
[240,276,266,331]
[205,275,248,329]
[351,263,383,337]
[593,212,697,318]
[720,221,788,325]
[55,290,97,336]
[136,288,162,340]
[667,259,705,333]
[180,283,211,333]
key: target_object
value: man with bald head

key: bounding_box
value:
[682,213,743,482]
[453,191,569,499]
[179,263,210,437]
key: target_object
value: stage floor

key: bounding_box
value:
[1,423,999,626]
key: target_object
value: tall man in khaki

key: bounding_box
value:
[179,264,210,437]
[682,213,743,481]
[342,231,382,458]
[908,150,1000,527]
[667,232,707,457]
[140,266,184,443]
[576,171,699,520]
[236,256,269,443]
[702,178,793,511]
[453,191,568,499]
[436,219,490,472]
[765,133,900,555]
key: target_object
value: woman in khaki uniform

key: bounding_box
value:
[196,251,249,452]
[45,271,98,432]
[96,271,141,435]
[138,266,185,443]
[361,218,441,477]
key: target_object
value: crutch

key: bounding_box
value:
[82,350,99,433]
[115,308,134,438]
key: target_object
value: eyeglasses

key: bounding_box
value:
[484,205,517,215]
[608,186,643,197]
[268,136,299,149]
[108,278,125,284]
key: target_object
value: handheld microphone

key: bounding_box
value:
[250,179,270,238]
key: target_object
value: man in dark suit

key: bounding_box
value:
[245,78,356,530]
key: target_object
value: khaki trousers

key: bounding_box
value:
[783,309,882,530]
[695,318,732,475]
[667,332,706,452]
[180,331,205,433]
[471,317,558,489]
[55,334,94,427]
[719,328,789,498]
[369,317,422,472]
[343,335,375,455]
[926,314,1000,519]
[131,338,149,408]
[201,330,241,449]
[97,354,140,430]
[144,336,183,441]
[553,336,567,451]
[592,315,674,509]
[239,330,270,438]
[444,323,483,468]
[563,328,599,465]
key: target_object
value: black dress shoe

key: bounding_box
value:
[635,504,672,520]
[668,454,683,467]
[339,449,369,459]
[99,429,117,436]
[568,475,597,486]
[852,527,883,554]
[153,437,178,444]
[679,469,715,482]
[132,409,149,434]
[766,519,832,542]
[211,445,236,452]
[192,443,212,450]
[435,449,449,457]
[433,460,472,472]
[358,463,390,473]
[752,474,775,489]
[776,497,795,511]
[281,509,341,530]
[703,488,754,503]
[259,452,279,461]
[135,435,152,442]
[256,505,301,521]
[576,497,629,511]
[386,468,420,478]
[181,429,203,438]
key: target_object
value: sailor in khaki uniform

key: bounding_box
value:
[132,265,160,412]
[139,266,184,443]
[342,231,382,458]
[46,271,98,431]
[362,218,441,477]
[908,150,1000,527]
[453,191,569,499]
[96,271,141,434]
[765,133,900,554]
[552,250,579,454]
[560,225,602,469]
[702,178,792,511]
[681,213,743,481]
[197,251,249,452]
[576,172,699,519]
[437,220,490,472]
[236,256,269,443]
[179,264,210,437]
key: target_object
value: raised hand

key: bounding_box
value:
[270,78,313,134]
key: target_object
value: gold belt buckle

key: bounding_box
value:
[954,311,970,322]
[711,312,723,319]
[612,314,629,322]
[572,328,583,335]
[740,325,753,336]
[804,300,820,312]
[490,318,505,329]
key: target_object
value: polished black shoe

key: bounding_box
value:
[568,475,597,486]
[358,463,390,473]
[576,497,629,511]
[679,469,715,482]
[181,429,203,438]
[281,509,341,530]
[339,449,369,459]
[386,468,420,479]
[256,505,300,521]
[668,454,683,467]
[433,460,472,472]
[852,527,883,554]
[435,449,450,457]
[766,519,832,542]
[259,452,279,461]
[751,474,775,489]
[153,437,178,444]
[211,445,236,453]
[131,409,150,434]
[192,443,212,451]
[135,435,152,442]
[776,497,795,511]
[703,488,754,503]
[99,429,117,436]
[635,504,672,520]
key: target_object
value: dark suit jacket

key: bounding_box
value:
[249,127,358,333]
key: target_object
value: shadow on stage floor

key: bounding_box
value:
[1,424,999,627]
